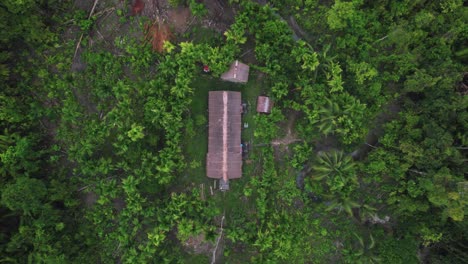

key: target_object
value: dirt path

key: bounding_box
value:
[271,110,301,147]
[252,111,301,148]
[271,136,302,146]
[269,110,301,164]
[141,0,168,19]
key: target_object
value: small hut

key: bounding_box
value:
[220,60,250,84]
[256,96,273,114]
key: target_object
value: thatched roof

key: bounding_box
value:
[220,60,250,84]
[257,96,273,113]
[206,91,242,189]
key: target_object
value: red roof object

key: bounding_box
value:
[206,91,242,188]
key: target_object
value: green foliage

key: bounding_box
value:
[377,236,419,264]
[73,10,94,31]
[0,136,41,177]
[247,147,318,262]
[189,0,208,17]
[194,114,206,127]
[312,151,355,187]
[291,142,312,169]
[324,61,344,93]
[291,40,320,73]
[342,232,381,264]
[127,123,145,141]
[271,81,289,101]
[325,196,360,217]
[253,108,285,142]
[327,0,364,31]
[176,218,203,242]
[0,0,57,47]
[199,43,237,76]
[1,177,47,215]
[0,0,466,262]
[168,0,186,7]
[348,61,378,85]
[316,95,367,145]
[224,19,247,45]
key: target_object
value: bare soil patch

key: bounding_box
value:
[182,232,214,254]
[271,110,301,162]
[198,0,236,33]
[82,191,98,207]
[167,6,192,33]
[272,110,301,147]
[145,21,173,52]
[140,0,169,19]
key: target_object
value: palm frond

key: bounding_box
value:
[325,200,339,211]
[311,173,327,181]
[343,203,354,216]
[353,232,365,248]
[368,233,375,250]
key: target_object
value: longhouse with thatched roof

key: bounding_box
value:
[206,91,243,190]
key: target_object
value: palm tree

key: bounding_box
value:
[316,99,341,136]
[325,196,360,217]
[323,192,378,223]
[343,232,381,264]
[357,204,378,223]
[316,95,366,140]
[313,151,362,219]
[312,150,355,181]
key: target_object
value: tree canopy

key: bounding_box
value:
[0,0,466,262]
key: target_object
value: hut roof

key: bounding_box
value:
[220,60,250,84]
[206,91,242,185]
[257,96,273,113]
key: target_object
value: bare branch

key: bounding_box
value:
[73,0,100,61]
[409,169,427,175]
[211,214,225,264]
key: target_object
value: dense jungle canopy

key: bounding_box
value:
[0,0,467,263]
